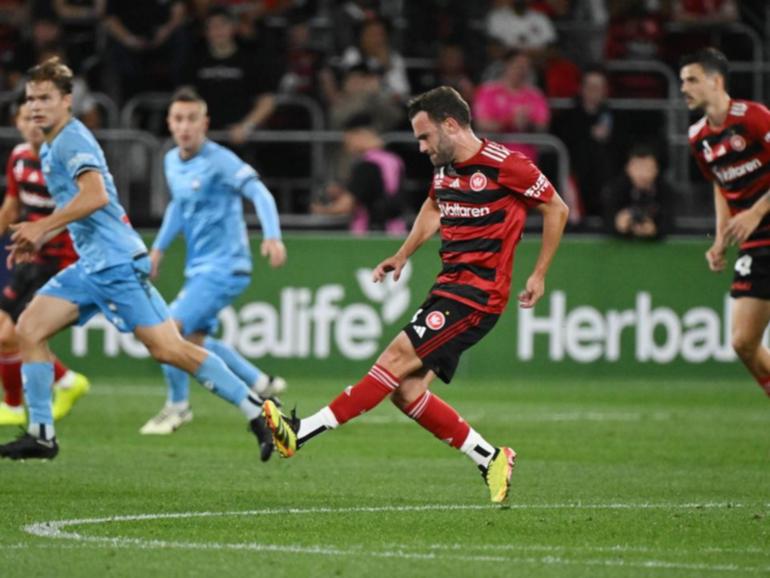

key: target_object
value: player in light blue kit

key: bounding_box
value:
[0,57,275,461]
[140,88,287,435]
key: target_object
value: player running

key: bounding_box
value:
[0,98,89,427]
[681,47,770,397]
[0,57,273,461]
[140,88,287,435]
[262,86,569,503]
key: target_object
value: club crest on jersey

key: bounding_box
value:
[469,171,488,191]
[729,134,746,152]
[426,311,446,331]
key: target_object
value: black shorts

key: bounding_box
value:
[403,294,499,384]
[730,250,770,300]
[0,262,61,322]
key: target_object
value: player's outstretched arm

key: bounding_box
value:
[706,184,729,272]
[519,191,569,308]
[373,196,440,283]
[9,170,107,253]
[243,179,286,268]
[150,199,183,279]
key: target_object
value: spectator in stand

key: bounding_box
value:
[604,0,666,98]
[323,62,404,133]
[6,14,62,89]
[277,10,325,102]
[186,6,280,145]
[484,0,557,67]
[602,144,674,240]
[667,0,739,64]
[0,1,25,76]
[339,17,410,102]
[51,0,104,73]
[672,0,738,24]
[311,114,407,236]
[331,0,379,54]
[103,0,189,101]
[429,43,476,104]
[553,65,613,220]
[473,50,550,161]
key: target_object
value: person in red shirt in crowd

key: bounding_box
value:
[262,86,569,504]
[0,99,89,426]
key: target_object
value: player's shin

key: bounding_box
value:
[22,361,55,439]
[400,390,496,469]
[327,364,399,425]
[193,353,262,419]
[0,350,23,407]
[203,337,262,387]
[162,364,191,406]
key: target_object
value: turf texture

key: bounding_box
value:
[0,376,768,577]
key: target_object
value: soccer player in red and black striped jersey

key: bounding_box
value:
[681,47,770,399]
[263,86,569,503]
[0,100,90,426]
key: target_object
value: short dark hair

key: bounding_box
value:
[407,86,471,127]
[27,56,73,95]
[628,143,658,161]
[679,47,729,81]
[342,112,377,132]
[206,6,234,21]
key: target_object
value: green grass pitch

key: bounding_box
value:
[0,375,768,577]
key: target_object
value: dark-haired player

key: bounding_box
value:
[681,47,770,397]
[263,86,569,503]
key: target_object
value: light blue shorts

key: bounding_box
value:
[170,271,251,336]
[38,256,169,332]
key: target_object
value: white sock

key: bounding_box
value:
[297,406,338,445]
[28,422,55,440]
[55,370,76,389]
[166,400,190,412]
[252,374,270,395]
[460,428,496,469]
[239,395,261,420]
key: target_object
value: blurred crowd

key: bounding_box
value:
[0,0,766,234]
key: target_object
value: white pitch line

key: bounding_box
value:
[21,503,770,574]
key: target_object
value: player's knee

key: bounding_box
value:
[0,321,17,347]
[15,313,42,349]
[732,332,758,361]
[376,338,412,372]
[390,388,410,410]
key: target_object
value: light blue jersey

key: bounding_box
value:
[154,140,281,278]
[40,118,147,273]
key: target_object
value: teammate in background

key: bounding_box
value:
[263,86,569,503]
[0,57,273,461]
[0,99,90,427]
[140,88,287,435]
[681,48,770,398]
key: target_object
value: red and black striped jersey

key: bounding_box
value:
[428,139,555,314]
[5,143,78,267]
[688,99,770,252]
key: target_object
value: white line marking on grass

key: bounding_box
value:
[22,503,770,574]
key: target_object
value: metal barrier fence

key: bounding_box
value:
[0,126,572,229]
